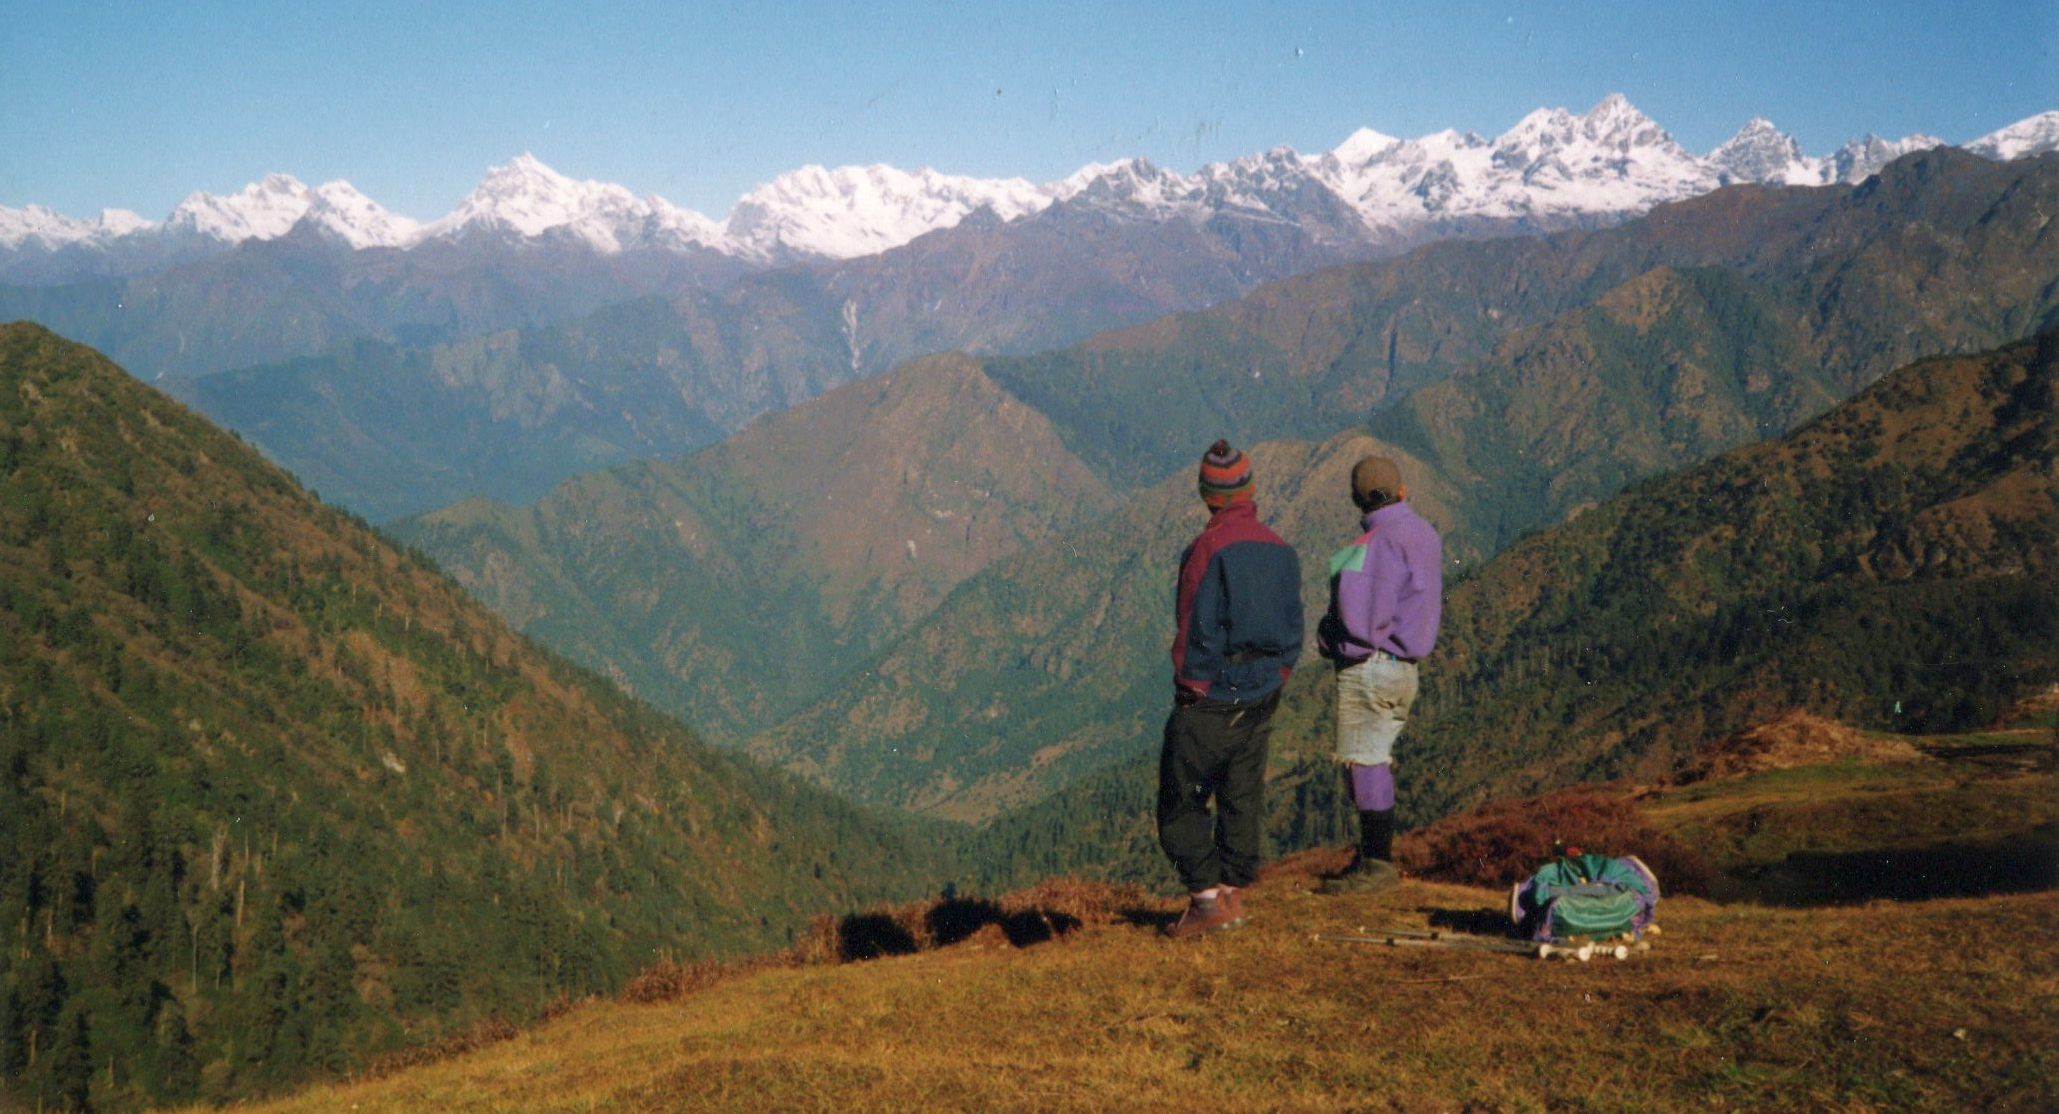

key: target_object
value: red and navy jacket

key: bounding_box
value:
[1171,500,1304,705]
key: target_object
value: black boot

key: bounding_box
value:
[1359,808,1394,864]
[1322,810,1399,895]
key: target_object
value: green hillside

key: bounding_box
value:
[0,324,958,1112]
[967,332,2057,887]
[396,353,1119,741]
[744,433,1472,820]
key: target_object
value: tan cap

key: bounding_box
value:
[1351,455,1404,504]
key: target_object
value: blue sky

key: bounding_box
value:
[3,1,2052,220]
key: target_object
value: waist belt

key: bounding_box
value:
[1350,649,1419,666]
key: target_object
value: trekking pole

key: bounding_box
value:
[1343,926,1634,961]
[1315,930,1599,962]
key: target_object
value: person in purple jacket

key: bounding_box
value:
[1316,455,1442,894]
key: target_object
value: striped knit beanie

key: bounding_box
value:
[1198,439,1254,509]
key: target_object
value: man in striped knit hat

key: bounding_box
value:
[1160,440,1304,938]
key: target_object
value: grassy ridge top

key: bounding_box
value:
[203,713,2058,1111]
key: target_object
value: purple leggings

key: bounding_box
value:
[1349,762,1394,812]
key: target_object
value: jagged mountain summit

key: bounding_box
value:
[1707,118,1822,185]
[724,163,1054,262]
[5,98,2050,277]
[417,152,725,254]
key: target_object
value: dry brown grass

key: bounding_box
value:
[189,852,2057,1114]
[187,722,2056,1113]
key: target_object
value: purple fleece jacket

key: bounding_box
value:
[1317,500,1443,663]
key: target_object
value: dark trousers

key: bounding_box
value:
[1156,691,1279,892]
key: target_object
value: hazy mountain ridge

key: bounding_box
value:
[165,275,854,520]
[3,121,2049,529]
[987,148,2059,493]
[393,353,1120,741]
[155,147,2059,526]
[0,324,957,1110]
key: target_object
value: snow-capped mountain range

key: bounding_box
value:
[5,97,2053,269]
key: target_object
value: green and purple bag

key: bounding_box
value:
[1509,851,1660,943]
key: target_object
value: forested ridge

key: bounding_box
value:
[0,323,957,1111]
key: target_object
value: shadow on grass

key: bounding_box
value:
[1117,905,1179,932]
[1419,906,1513,936]
[1724,826,2059,906]
[926,897,1083,948]
[836,913,921,962]
[831,898,1090,962]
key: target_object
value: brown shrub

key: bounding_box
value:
[357,1017,519,1080]
[996,877,1151,926]
[1398,787,1714,896]
[622,959,731,1004]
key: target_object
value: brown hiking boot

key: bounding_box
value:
[1163,892,1242,939]
[1220,885,1249,928]
[1320,857,1400,896]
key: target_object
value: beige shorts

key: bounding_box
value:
[1334,655,1419,766]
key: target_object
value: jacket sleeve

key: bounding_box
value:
[1278,549,1304,671]
[1179,554,1231,697]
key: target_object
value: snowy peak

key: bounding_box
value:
[0,205,95,249]
[165,173,318,242]
[1829,133,1946,184]
[1487,95,1708,207]
[5,102,2055,274]
[1328,127,1402,168]
[1709,118,1816,186]
[1054,158,1201,212]
[302,181,419,248]
[420,153,725,254]
[1310,95,1711,228]
[722,163,1052,261]
[97,208,153,237]
[0,204,159,251]
[1965,111,2059,161]
[154,173,418,248]
[1583,92,1674,150]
